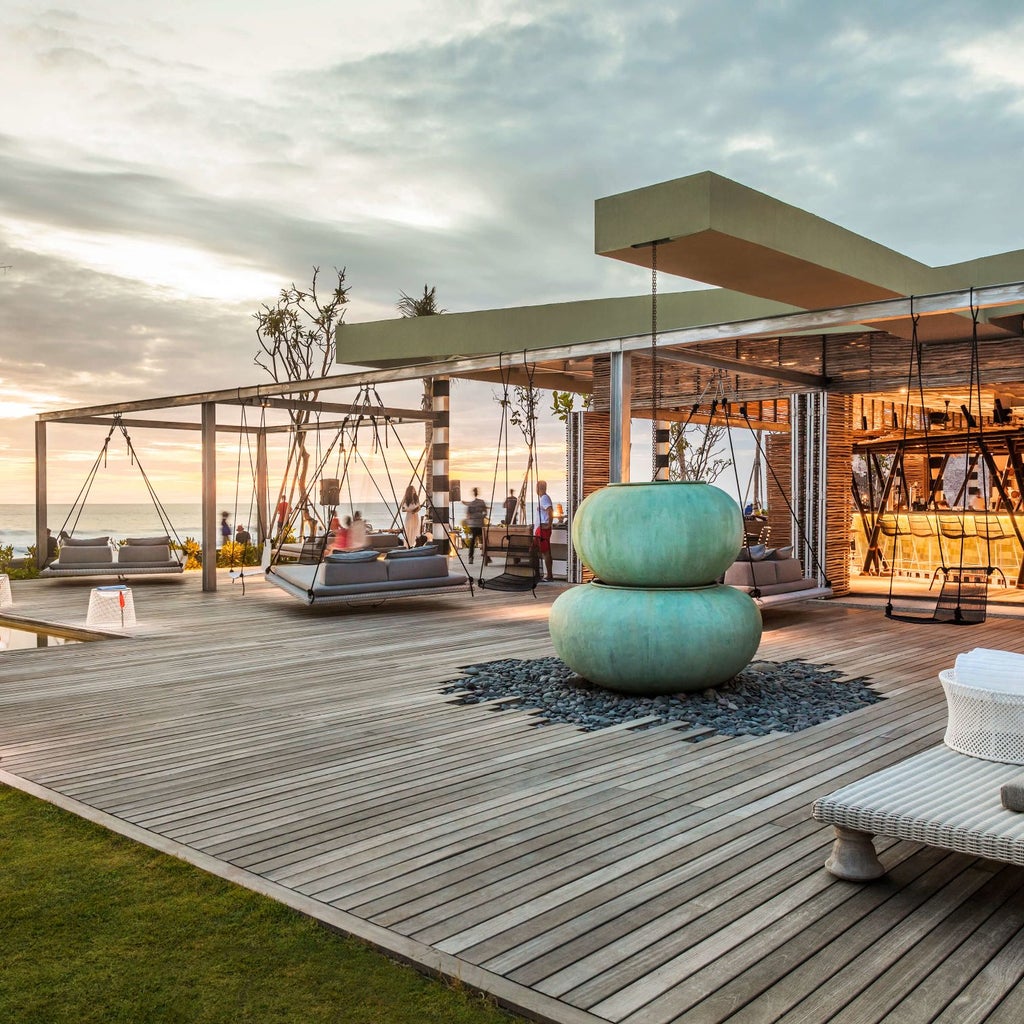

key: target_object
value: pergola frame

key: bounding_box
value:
[35,281,1024,590]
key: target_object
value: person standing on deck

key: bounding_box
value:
[401,485,422,547]
[503,489,518,525]
[220,512,231,550]
[535,480,554,581]
[274,494,289,536]
[462,488,489,564]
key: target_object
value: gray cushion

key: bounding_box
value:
[1001,778,1024,812]
[736,544,768,561]
[325,549,380,563]
[774,559,805,584]
[723,562,755,587]
[385,545,438,559]
[123,536,170,546]
[322,559,388,586]
[768,545,795,560]
[118,544,172,564]
[62,536,111,547]
[386,554,449,582]
[58,545,113,565]
[368,533,403,550]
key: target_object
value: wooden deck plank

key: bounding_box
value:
[4,574,1024,1024]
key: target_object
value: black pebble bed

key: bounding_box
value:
[440,656,882,739]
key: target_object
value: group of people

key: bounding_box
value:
[461,480,556,580]
[263,479,558,579]
[326,510,367,553]
[219,513,251,549]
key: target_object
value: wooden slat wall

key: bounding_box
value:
[825,332,1024,396]
[591,352,804,414]
[567,412,610,583]
[766,430,793,548]
[587,331,1024,407]
[826,394,853,596]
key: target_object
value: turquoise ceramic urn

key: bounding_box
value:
[572,481,741,587]
[549,582,762,693]
[550,480,762,695]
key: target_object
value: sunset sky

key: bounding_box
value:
[2,0,1023,506]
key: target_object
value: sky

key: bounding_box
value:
[2,0,1024,509]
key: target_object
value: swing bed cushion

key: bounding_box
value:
[41,536,183,577]
[723,550,832,607]
[266,549,470,605]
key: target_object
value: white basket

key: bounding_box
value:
[940,668,1024,765]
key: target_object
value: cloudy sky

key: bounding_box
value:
[2,0,1023,507]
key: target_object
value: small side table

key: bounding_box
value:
[0,574,12,608]
[86,585,136,628]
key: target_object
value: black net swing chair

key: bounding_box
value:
[477,357,541,596]
[883,293,1003,627]
[263,384,474,608]
[40,415,186,579]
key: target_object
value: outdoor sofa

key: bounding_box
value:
[266,544,470,605]
[722,545,832,607]
[40,536,183,577]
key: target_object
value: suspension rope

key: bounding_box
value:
[740,406,831,587]
[885,298,923,617]
[54,421,119,540]
[651,240,659,439]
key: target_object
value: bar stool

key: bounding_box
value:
[975,515,1016,573]
[908,514,939,575]
[938,512,978,566]
[877,515,910,574]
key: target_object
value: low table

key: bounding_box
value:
[812,744,1024,880]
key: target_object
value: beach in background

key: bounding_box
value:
[0,500,521,556]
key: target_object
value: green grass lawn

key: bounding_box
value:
[0,786,525,1024]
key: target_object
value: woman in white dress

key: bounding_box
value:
[401,485,422,546]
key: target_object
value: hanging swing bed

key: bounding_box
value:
[40,416,185,579]
[664,373,833,609]
[264,385,472,607]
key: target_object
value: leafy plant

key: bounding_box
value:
[216,541,261,568]
[1,544,40,580]
[550,390,592,423]
[669,421,732,484]
[177,538,202,570]
[255,267,350,541]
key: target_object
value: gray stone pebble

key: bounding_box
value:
[440,657,882,739]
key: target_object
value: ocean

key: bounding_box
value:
[0,500,515,556]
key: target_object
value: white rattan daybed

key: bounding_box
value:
[812,744,1024,880]
[813,652,1024,880]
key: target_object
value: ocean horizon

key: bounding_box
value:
[0,499,519,556]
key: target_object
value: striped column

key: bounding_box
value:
[653,419,671,481]
[431,377,450,554]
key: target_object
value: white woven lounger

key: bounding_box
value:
[39,563,183,578]
[812,744,1024,880]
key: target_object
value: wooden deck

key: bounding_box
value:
[4,571,1024,1023]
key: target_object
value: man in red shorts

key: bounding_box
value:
[534,479,554,581]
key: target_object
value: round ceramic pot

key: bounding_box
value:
[571,481,742,588]
[549,581,762,694]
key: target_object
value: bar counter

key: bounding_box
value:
[852,511,1024,585]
